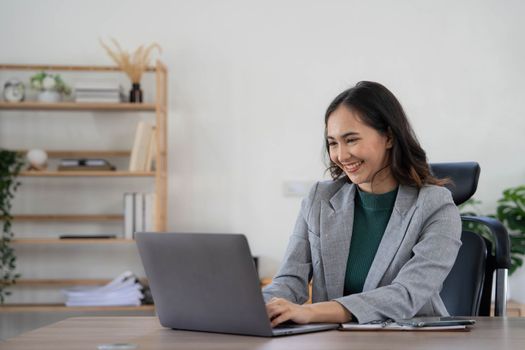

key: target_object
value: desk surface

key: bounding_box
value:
[2,317,524,350]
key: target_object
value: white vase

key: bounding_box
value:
[38,90,61,103]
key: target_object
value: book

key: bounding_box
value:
[58,165,116,171]
[74,81,126,103]
[123,193,135,240]
[58,159,116,171]
[129,122,154,171]
[145,127,157,171]
[134,193,144,235]
[60,159,111,166]
[144,193,156,231]
[123,192,155,238]
[59,235,117,239]
[75,96,123,103]
[74,81,122,91]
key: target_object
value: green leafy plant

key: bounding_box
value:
[0,149,24,303]
[460,186,525,275]
[495,186,525,274]
[30,72,71,95]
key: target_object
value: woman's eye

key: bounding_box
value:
[346,138,358,144]
[328,142,337,147]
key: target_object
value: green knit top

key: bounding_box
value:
[343,186,398,295]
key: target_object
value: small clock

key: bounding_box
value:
[3,79,25,102]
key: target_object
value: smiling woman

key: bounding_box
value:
[326,105,396,194]
[263,81,462,326]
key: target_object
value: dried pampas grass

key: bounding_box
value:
[100,38,162,83]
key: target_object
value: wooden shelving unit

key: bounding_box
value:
[13,214,123,222]
[0,304,155,313]
[11,238,135,244]
[0,101,156,111]
[1,278,147,287]
[20,171,155,177]
[0,64,156,72]
[21,150,131,158]
[0,61,168,312]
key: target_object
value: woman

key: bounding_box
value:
[263,81,462,326]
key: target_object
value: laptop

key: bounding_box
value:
[135,232,339,337]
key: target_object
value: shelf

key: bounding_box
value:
[12,215,123,222]
[20,171,154,177]
[0,101,156,111]
[0,61,168,311]
[1,278,147,287]
[0,304,155,313]
[11,238,134,244]
[0,64,156,72]
[16,150,131,158]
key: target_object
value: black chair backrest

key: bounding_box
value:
[440,231,488,316]
[430,162,511,316]
[430,161,480,206]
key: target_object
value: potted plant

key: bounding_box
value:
[0,149,24,303]
[30,72,72,103]
[100,38,162,103]
[495,186,525,274]
[461,185,525,275]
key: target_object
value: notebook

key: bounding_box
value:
[135,232,339,337]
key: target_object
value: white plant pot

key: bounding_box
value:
[38,90,61,103]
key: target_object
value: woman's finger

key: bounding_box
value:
[266,305,282,320]
[271,311,291,327]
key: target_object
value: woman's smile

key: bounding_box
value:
[342,160,364,173]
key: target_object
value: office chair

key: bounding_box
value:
[430,162,511,316]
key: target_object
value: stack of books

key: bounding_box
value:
[74,81,125,103]
[57,159,116,171]
[62,271,143,307]
[124,192,156,239]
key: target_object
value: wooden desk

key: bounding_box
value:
[493,300,525,317]
[2,317,524,350]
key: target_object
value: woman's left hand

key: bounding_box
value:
[265,297,313,327]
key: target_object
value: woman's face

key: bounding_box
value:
[326,105,397,193]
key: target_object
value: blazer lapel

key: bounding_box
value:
[320,183,356,300]
[362,185,419,291]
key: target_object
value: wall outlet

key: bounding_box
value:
[282,181,315,197]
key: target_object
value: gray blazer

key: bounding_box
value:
[262,178,462,324]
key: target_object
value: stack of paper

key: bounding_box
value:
[62,271,143,307]
[74,81,125,103]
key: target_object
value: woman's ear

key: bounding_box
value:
[386,128,394,149]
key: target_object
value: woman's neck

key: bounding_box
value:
[357,170,398,194]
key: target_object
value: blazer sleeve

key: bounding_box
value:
[261,183,319,304]
[334,188,462,324]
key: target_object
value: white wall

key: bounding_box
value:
[1,0,524,302]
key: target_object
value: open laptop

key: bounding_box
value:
[135,232,339,337]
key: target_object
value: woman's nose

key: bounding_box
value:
[337,147,350,163]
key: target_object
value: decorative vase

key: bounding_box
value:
[38,90,61,103]
[129,83,143,103]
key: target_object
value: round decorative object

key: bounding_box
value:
[3,79,25,102]
[37,90,61,103]
[26,149,48,171]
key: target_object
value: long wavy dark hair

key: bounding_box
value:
[324,81,446,188]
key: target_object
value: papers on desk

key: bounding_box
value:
[340,322,470,332]
[62,271,143,307]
